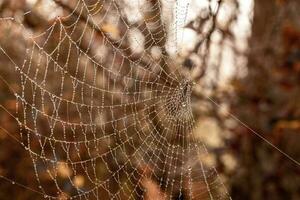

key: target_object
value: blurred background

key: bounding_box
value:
[0,0,300,199]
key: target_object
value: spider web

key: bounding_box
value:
[0,0,235,199]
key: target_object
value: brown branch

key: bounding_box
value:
[53,0,152,69]
[188,0,223,82]
[144,0,168,55]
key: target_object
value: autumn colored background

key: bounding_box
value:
[0,0,300,200]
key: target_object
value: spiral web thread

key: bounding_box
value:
[0,0,232,199]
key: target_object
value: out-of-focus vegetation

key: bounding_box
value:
[0,0,299,200]
[227,1,300,199]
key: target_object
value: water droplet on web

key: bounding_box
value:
[12,181,15,185]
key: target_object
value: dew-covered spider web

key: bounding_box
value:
[0,0,232,199]
[2,0,298,199]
